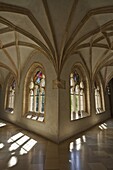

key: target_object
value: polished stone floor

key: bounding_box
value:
[0,119,113,170]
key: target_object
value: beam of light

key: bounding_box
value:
[8,156,18,168]
[7,132,24,143]
[22,139,37,151]
[69,142,74,152]
[101,124,107,129]
[26,115,32,119]
[75,138,81,145]
[16,135,30,145]
[69,136,87,152]
[99,123,107,130]
[19,148,28,155]
[9,143,19,152]
[23,139,37,151]
[82,135,86,142]
[38,117,44,122]
[76,143,81,150]
[32,116,38,120]
[19,139,37,155]
[0,123,6,127]
[69,160,72,163]
[75,139,81,151]
[9,135,30,152]
[0,143,4,149]
[11,110,14,114]
[99,125,103,130]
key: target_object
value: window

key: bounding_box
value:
[94,81,105,114]
[25,67,46,122]
[70,70,87,120]
[6,78,16,114]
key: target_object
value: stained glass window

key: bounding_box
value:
[94,84,102,114]
[6,79,16,113]
[70,70,86,120]
[26,69,45,122]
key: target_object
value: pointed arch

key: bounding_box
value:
[94,73,105,114]
[70,63,90,120]
[5,74,16,114]
[23,62,46,122]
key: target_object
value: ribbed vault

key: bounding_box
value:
[0,0,113,86]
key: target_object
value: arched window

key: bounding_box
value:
[94,81,104,114]
[70,70,86,120]
[25,66,46,122]
[6,78,16,114]
[95,86,101,113]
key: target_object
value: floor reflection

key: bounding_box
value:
[0,119,113,170]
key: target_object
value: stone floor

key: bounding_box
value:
[0,118,113,170]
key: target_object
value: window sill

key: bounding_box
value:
[5,108,14,114]
[25,112,45,122]
[71,111,90,121]
[96,108,105,114]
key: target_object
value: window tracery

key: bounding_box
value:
[94,81,104,114]
[70,70,86,120]
[25,68,46,122]
[6,78,16,114]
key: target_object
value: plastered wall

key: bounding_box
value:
[0,51,59,142]
[59,53,111,142]
[0,52,111,143]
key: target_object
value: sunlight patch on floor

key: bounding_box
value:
[0,143,4,149]
[8,156,18,168]
[99,123,107,130]
[0,122,6,127]
[20,139,37,155]
[7,132,24,143]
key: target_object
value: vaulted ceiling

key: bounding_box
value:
[0,0,113,86]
